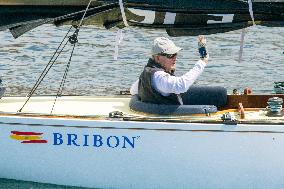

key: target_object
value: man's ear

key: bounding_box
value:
[155,55,160,63]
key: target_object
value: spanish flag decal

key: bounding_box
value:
[10,131,47,144]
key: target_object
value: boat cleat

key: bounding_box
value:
[109,111,124,118]
[221,112,237,125]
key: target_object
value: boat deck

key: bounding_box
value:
[0,96,134,116]
[0,95,283,124]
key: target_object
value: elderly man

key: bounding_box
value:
[130,36,208,105]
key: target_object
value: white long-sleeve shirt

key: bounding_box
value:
[130,59,207,96]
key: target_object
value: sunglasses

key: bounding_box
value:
[159,53,177,59]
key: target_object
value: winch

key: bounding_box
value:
[267,97,283,116]
[274,82,284,94]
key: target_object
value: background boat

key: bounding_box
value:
[0,0,283,38]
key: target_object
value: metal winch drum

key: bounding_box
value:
[267,97,283,116]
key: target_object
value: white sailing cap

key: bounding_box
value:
[152,37,182,55]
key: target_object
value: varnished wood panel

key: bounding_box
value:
[225,94,284,108]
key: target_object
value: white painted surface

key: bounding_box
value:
[0,96,284,188]
[207,14,234,24]
[164,12,176,25]
[128,8,156,24]
[0,96,132,116]
[0,117,284,188]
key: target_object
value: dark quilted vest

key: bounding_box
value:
[138,58,179,105]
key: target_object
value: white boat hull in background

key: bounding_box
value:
[1,114,284,188]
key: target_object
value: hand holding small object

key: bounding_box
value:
[198,35,209,63]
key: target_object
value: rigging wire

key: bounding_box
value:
[18,26,73,112]
[18,0,94,113]
[27,26,73,97]
[50,42,77,114]
[77,0,95,31]
[50,0,95,114]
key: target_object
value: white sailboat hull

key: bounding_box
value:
[0,96,283,188]
[1,114,284,188]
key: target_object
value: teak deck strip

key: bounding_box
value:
[225,94,284,108]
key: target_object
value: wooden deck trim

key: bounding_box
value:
[0,113,106,120]
[224,94,284,108]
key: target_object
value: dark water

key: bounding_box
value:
[0,25,283,188]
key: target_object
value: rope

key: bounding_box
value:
[238,28,246,63]
[19,0,94,113]
[50,43,77,114]
[113,0,129,60]
[118,0,129,27]
[248,0,255,26]
[27,26,73,98]
[18,26,73,112]
[78,0,95,30]
[237,0,255,63]
[50,0,94,113]
[114,29,124,60]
